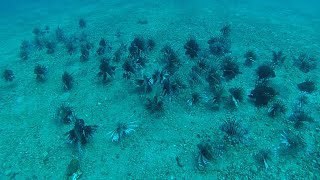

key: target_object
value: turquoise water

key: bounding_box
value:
[0,0,319,179]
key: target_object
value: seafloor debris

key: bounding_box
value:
[66,158,82,180]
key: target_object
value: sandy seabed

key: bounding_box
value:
[0,0,320,179]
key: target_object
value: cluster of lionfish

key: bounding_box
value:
[58,103,137,149]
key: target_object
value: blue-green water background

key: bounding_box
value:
[0,0,319,179]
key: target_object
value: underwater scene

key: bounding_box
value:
[0,0,320,179]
